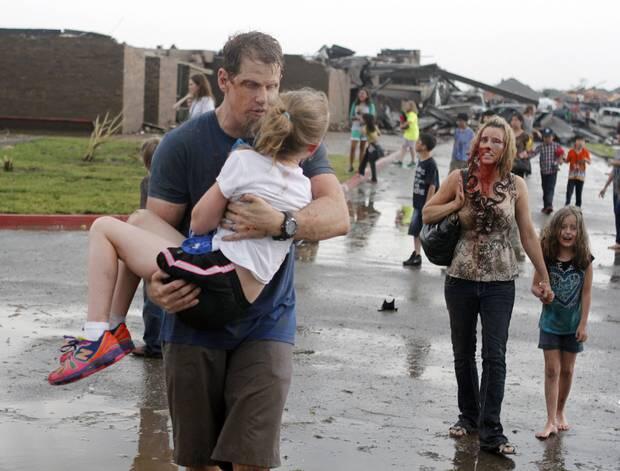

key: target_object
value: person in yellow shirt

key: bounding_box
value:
[396,100,419,168]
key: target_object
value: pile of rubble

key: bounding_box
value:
[316,45,619,144]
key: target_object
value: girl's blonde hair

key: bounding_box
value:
[540,206,592,270]
[140,137,160,171]
[468,115,516,179]
[404,100,418,113]
[253,88,329,162]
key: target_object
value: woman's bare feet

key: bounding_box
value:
[535,422,558,439]
[556,412,570,431]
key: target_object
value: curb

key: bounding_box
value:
[0,214,128,231]
[341,151,401,192]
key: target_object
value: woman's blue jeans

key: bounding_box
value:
[444,275,515,450]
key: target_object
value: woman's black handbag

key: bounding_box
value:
[419,212,461,266]
[419,170,466,266]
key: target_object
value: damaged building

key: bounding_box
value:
[0,28,217,133]
[1,29,609,144]
[0,28,350,133]
[316,45,540,133]
[0,29,541,135]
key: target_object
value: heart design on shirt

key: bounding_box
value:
[550,268,582,309]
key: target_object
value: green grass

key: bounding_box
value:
[587,143,615,159]
[0,139,355,215]
[0,137,145,214]
[328,153,352,182]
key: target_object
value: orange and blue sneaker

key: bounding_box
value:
[110,322,135,354]
[48,331,130,386]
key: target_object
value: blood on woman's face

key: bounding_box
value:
[478,127,505,167]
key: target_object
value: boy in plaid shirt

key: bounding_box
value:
[532,128,565,214]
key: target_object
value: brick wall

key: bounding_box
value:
[281,55,329,94]
[0,31,124,123]
[157,56,178,128]
[122,46,145,133]
[144,56,160,125]
[328,67,350,127]
[143,56,178,129]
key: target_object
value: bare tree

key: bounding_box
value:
[82,111,123,162]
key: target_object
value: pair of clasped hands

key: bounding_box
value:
[532,280,555,305]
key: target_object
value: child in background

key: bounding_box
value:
[396,101,419,168]
[533,206,593,439]
[47,89,329,385]
[532,128,565,214]
[139,138,160,210]
[403,133,439,267]
[349,88,376,172]
[450,112,474,173]
[598,125,620,251]
[358,113,383,183]
[134,137,165,358]
[564,135,591,208]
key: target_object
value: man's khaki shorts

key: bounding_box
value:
[163,340,293,468]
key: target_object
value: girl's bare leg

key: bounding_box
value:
[109,210,185,316]
[409,146,417,166]
[387,145,405,164]
[536,349,560,439]
[86,216,181,323]
[556,351,577,431]
[349,140,358,170]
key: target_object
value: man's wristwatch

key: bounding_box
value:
[273,211,297,241]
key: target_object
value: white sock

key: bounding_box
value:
[82,321,110,341]
[109,313,126,330]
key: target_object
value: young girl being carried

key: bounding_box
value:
[534,206,593,439]
[48,88,330,385]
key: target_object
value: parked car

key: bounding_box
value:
[594,107,620,129]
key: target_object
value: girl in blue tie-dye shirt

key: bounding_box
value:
[533,206,593,439]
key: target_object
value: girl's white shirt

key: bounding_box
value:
[212,148,311,284]
[189,96,215,119]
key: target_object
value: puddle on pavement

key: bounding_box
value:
[296,325,457,384]
[0,332,177,470]
[295,185,412,269]
[450,436,516,470]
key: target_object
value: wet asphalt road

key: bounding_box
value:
[1,133,619,470]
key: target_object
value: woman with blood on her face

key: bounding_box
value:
[423,116,554,455]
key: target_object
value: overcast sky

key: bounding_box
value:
[4,0,618,91]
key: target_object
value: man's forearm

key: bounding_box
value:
[294,174,349,241]
[294,195,349,241]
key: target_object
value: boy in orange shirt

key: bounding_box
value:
[564,135,591,207]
